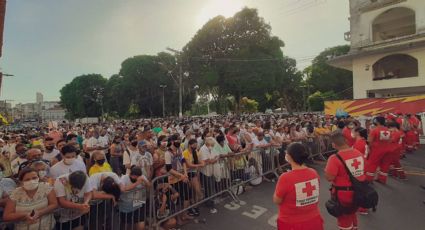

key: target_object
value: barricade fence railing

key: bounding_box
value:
[0,137,336,230]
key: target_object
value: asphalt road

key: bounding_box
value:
[184,146,425,230]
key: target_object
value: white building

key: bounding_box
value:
[36,92,43,104]
[329,0,425,99]
[41,101,60,110]
[14,103,38,120]
[41,106,66,122]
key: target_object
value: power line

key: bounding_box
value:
[282,0,327,16]
[190,57,284,62]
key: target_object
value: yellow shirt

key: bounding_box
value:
[182,149,201,165]
[315,127,330,136]
[89,162,112,176]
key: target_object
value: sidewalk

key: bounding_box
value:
[184,146,425,230]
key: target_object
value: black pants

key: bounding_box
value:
[200,173,219,208]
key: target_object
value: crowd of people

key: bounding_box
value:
[0,112,421,230]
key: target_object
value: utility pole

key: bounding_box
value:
[179,63,183,118]
[166,47,188,119]
[160,84,167,117]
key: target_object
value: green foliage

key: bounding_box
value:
[183,7,286,114]
[305,45,353,99]
[240,97,259,113]
[60,74,107,119]
[308,91,338,111]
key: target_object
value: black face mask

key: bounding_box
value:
[17,151,26,158]
[173,141,181,148]
[45,146,54,151]
[130,177,137,183]
[131,141,138,147]
[96,159,105,166]
[191,147,197,153]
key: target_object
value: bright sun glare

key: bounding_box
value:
[197,0,244,27]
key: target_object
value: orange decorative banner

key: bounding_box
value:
[325,95,425,117]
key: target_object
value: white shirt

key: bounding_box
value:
[85,137,99,155]
[199,145,219,177]
[4,143,16,159]
[252,137,268,148]
[42,149,61,162]
[10,157,27,175]
[54,173,92,223]
[119,175,148,212]
[98,135,109,150]
[49,159,87,179]
[89,172,121,190]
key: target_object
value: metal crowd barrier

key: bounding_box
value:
[0,141,336,230]
[149,147,282,230]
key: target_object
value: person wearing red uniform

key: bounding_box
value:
[365,116,393,184]
[352,127,368,158]
[342,122,356,147]
[388,122,406,180]
[273,143,323,230]
[351,127,370,215]
[325,132,366,230]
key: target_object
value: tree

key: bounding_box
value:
[117,53,196,117]
[60,74,107,119]
[306,45,353,99]
[273,56,304,114]
[182,7,285,114]
[308,91,338,111]
[240,97,259,113]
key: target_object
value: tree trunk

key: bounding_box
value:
[281,93,293,115]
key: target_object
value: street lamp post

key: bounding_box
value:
[159,84,167,117]
[166,47,188,119]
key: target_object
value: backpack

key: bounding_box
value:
[335,154,379,211]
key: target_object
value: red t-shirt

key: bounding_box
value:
[325,149,365,205]
[274,168,321,223]
[396,117,403,126]
[409,116,420,129]
[353,138,367,156]
[390,129,403,150]
[226,134,237,146]
[369,126,392,150]
[342,127,355,147]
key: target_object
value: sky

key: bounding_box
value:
[0,0,349,104]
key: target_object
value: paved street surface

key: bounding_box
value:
[184,146,425,230]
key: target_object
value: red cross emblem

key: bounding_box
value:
[302,182,316,197]
[351,158,361,170]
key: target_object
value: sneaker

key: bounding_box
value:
[188,209,197,217]
[210,208,218,214]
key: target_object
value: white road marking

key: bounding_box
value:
[224,200,246,211]
[242,205,268,219]
[267,214,278,228]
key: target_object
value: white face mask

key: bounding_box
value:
[38,170,47,179]
[351,132,355,138]
[63,158,75,165]
[23,178,39,191]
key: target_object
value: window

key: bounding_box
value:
[372,7,415,42]
[373,54,418,80]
